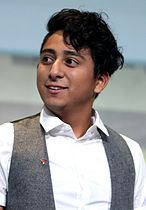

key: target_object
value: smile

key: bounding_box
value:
[49,86,62,90]
[46,85,67,94]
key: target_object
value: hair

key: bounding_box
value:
[40,8,124,77]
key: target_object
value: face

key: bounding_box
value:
[37,31,108,115]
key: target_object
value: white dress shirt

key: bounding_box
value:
[0,107,146,210]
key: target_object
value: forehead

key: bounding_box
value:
[42,31,91,57]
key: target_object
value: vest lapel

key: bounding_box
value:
[98,127,135,210]
[7,114,56,210]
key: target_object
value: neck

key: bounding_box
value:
[49,107,94,138]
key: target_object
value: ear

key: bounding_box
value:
[94,73,110,94]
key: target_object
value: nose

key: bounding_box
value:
[48,60,64,81]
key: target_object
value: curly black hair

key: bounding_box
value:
[40,8,124,77]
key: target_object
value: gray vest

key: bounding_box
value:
[6,114,135,210]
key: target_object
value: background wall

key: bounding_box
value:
[0,0,146,154]
[0,0,146,63]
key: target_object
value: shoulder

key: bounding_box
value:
[0,113,40,143]
[120,134,146,173]
[0,122,14,142]
[106,126,146,176]
[13,113,40,129]
[120,133,144,162]
[106,126,143,160]
[0,122,14,158]
[120,134,141,153]
[0,123,14,207]
[121,134,146,207]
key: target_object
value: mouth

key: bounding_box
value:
[49,86,65,90]
[45,85,68,94]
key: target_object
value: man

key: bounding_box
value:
[0,8,146,210]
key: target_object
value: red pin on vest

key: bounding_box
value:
[40,159,47,165]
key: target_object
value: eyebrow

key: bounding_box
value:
[41,48,55,55]
[41,48,85,59]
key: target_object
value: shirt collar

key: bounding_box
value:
[40,106,65,133]
[40,106,109,136]
[92,110,109,136]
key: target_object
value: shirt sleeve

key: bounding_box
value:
[121,134,146,210]
[0,122,14,207]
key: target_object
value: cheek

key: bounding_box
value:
[37,69,45,91]
[37,70,41,86]
[76,71,95,88]
[37,68,46,83]
[71,75,95,96]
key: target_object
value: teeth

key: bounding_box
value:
[49,86,61,90]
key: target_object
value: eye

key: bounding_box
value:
[40,54,54,65]
[65,58,79,67]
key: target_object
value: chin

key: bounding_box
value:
[45,103,66,112]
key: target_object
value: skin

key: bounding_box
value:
[37,30,109,138]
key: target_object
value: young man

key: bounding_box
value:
[0,8,146,210]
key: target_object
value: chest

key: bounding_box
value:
[46,136,111,209]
